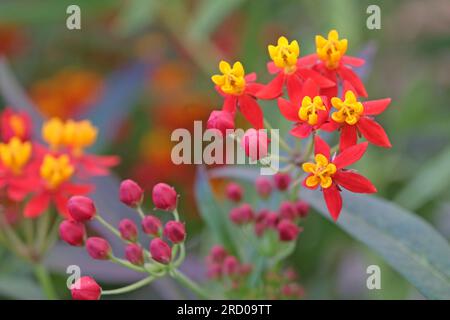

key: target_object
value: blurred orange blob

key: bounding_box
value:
[30,69,103,119]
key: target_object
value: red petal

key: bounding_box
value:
[363,98,391,116]
[323,185,342,221]
[357,117,392,148]
[334,171,377,193]
[333,142,368,169]
[341,55,365,67]
[314,135,330,159]
[63,183,93,195]
[277,97,299,121]
[297,68,335,88]
[290,123,312,138]
[339,125,358,151]
[301,78,320,98]
[256,73,285,100]
[238,95,264,129]
[320,121,340,132]
[286,74,303,105]
[245,73,257,82]
[267,62,279,74]
[24,193,51,218]
[223,96,237,113]
[297,54,317,67]
[338,66,368,97]
[343,80,356,96]
[54,193,69,217]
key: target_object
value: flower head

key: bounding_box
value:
[0,108,31,142]
[268,36,299,73]
[331,91,364,125]
[299,96,327,126]
[211,61,246,96]
[0,137,32,175]
[40,154,74,189]
[315,29,348,69]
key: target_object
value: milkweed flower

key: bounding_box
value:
[0,108,32,142]
[24,154,92,218]
[257,36,334,103]
[277,79,330,138]
[71,276,102,300]
[211,61,265,129]
[305,30,367,99]
[302,136,376,220]
[321,86,392,151]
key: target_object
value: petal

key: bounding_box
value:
[338,67,368,97]
[286,74,304,105]
[277,98,299,121]
[267,61,280,74]
[301,78,320,99]
[223,96,237,113]
[290,123,312,138]
[297,54,317,67]
[333,142,368,169]
[24,193,51,218]
[362,98,391,116]
[238,95,264,129]
[256,73,285,100]
[334,171,377,193]
[245,72,257,82]
[339,125,358,151]
[245,83,265,96]
[341,55,365,67]
[297,68,335,88]
[320,121,341,132]
[343,80,357,96]
[314,135,330,159]
[323,184,342,221]
[357,117,392,148]
[54,193,69,217]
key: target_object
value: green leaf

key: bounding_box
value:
[303,189,450,300]
[188,0,247,41]
[194,166,238,256]
[0,276,44,299]
[394,147,450,210]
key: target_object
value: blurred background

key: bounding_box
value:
[0,0,449,299]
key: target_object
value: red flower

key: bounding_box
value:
[277,79,330,138]
[211,61,265,129]
[24,154,92,218]
[302,136,377,220]
[256,36,335,103]
[303,30,367,99]
[321,84,391,151]
[0,108,32,142]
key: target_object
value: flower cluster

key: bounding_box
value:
[60,179,190,300]
[208,30,392,220]
[0,108,118,220]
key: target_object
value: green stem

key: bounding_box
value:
[137,206,146,219]
[34,263,57,300]
[102,276,155,295]
[110,255,146,273]
[171,269,209,299]
[264,118,291,153]
[95,215,123,240]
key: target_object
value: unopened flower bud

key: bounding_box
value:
[229,203,254,225]
[207,263,222,279]
[86,237,112,260]
[208,245,228,263]
[71,276,102,300]
[274,173,291,191]
[225,182,243,202]
[277,219,301,242]
[59,220,86,246]
[279,201,297,220]
[163,220,186,244]
[67,196,96,222]
[207,110,234,136]
[152,183,177,211]
[141,215,162,236]
[295,200,309,218]
[222,256,239,276]
[255,177,272,198]
[241,128,269,161]
[119,219,138,242]
[149,238,171,264]
[125,243,144,266]
[119,179,144,207]
[264,211,279,229]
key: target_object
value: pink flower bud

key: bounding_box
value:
[254,222,266,237]
[119,219,138,242]
[163,220,186,244]
[59,220,86,246]
[125,243,144,266]
[86,237,112,260]
[152,183,177,211]
[119,179,143,207]
[241,128,269,161]
[71,276,101,300]
[255,177,272,198]
[208,245,228,263]
[206,263,222,279]
[295,200,309,218]
[141,215,162,236]
[149,238,171,264]
[277,219,301,242]
[279,201,297,220]
[222,256,239,276]
[225,182,243,202]
[264,211,279,229]
[274,173,291,191]
[229,203,254,225]
[67,196,96,222]
[206,110,234,136]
